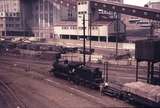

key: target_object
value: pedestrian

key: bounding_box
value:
[128,57,132,65]
[100,82,108,96]
[100,83,104,96]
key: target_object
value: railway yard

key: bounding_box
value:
[0,0,160,107]
[0,55,135,108]
[0,39,159,108]
[0,41,159,108]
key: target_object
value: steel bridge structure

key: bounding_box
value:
[52,0,160,21]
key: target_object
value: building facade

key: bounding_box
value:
[0,0,77,38]
[0,0,22,37]
[0,0,124,39]
[54,0,126,42]
[23,0,77,39]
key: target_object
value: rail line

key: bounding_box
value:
[0,78,27,108]
[0,55,136,107]
[0,55,148,84]
[0,62,115,108]
[0,56,146,73]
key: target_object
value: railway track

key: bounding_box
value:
[0,55,148,84]
[0,55,146,73]
[0,60,128,108]
[0,55,148,87]
[0,78,27,108]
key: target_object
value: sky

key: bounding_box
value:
[124,0,149,6]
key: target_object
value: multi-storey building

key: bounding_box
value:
[22,0,77,38]
[0,0,77,38]
[0,0,22,37]
[0,0,124,39]
[54,0,126,42]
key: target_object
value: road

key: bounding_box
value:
[0,55,134,108]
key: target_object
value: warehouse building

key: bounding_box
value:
[54,0,126,42]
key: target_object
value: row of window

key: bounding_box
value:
[0,17,5,21]
[0,17,20,21]
[62,26,77,30]
[6,13,20,17]
[5,24,20,28]
[78,11,87,15]
[78,26,98,30]
[0,12,20,17]
[78,1,87,5]
[0,24,19,28]
[60,35,107,42]
[6,17,20,22]
[61,26,98,30]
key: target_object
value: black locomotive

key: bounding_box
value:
[51,60,103,89]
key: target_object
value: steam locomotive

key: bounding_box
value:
[51,60,103,89]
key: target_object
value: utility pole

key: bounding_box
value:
[104,62,109,82]
[150,22,154,39]
[83,14,86,66]
[89,13,92,63]
[115,12,119,58]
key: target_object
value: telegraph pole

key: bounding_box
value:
[116,12,120,58]
[83,14,86,66]
[89,13,92,63]
[150,22,154,39]
[104,62,109,82]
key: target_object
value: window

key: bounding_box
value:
[40,5,43,11]
[15,18,20,21]
[16,13,20,16]
[8,24,12,27]
[10,13,13,17]
[78,27,83,30]
[44,1,48,10]
[8,17,12,21]
[15,24,20,28]
[92,26,97,30]
[45,14,48,22]
[73,26,77,29]
[13,13,16,16]
[70,26,73,29]
[49,3,53,10]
